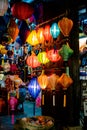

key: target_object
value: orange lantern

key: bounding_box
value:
[37,51,50,64]
[37,28,44,44]
[58,17,73,37]
[43,25,52,42]
[26,30,39,46]
[26,51,41,68]
[47,49,61,62]
[11,2,34,20]
[7,18,19,41]
[0,0,8,16]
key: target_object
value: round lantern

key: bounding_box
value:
[47,49,61,62]
[37,28,44,44]
[11,2,34,20]
[37,51,50,64]
[58,17,73,37]
[26,52,41,68]
[0,0,8,16]
[28,77,41,100]
[43,25,52,42]
[50,23,60,39]
[7,18,19,42]
[26,30,39,46]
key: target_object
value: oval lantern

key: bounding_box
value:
[37,51,50,64]
[7,18,19,42]
[43,25,52,42]
[47,49,61,62]
[50,23,60,39]
[58,17,73,37]
[11,2,34,20]
[0,0,8,16]
[28,77,41,99]
[37,28,44,44]
[26,52,41,68]
[26,30,39,46]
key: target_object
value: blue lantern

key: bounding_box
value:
[50,23,60,39]
[28,77,41,99]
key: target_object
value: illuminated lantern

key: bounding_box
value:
[37,51,50,64]
[43,25,52,42]
[58,17,73,37]
[50,23,60,39]
[11,2,34,20]
[26,30,39,46]
[37,28,44,44]
[3,60,10,73]
[26,52,41,68]
[0,0,8,16]
[47,49,61,62]
[28,77,41,99]
[59,43,74,61]
[58,73,73,107]
[7,18,19,41]
[0,49,7,55]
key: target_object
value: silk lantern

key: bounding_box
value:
[58,17,73,37]
[58,73,73,107]
[26,30,39,46]
[11,2,34,20]
[50,23,60,39]
[26,51,41,68]
[38,70,48,105]
[59,43,74,61]
[0,0,8,16]
[47,49,61,62]
[37,28,44,44]
[43,25,52,42]
[37,51,50,64]
[7,18,19,42]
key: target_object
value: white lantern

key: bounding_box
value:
[0,0,8,16]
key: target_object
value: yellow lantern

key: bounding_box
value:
[58,17,73,37]
[26,30,39,46]
[37,51,50,64]
[37,28,44,44]
[0,0,8,16]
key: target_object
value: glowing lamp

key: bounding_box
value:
[0,0,8,16]
[11,2,34,20]
[58,17,73,37]
[26,52,41,68]
[26,30,39,46]
[28,77,41,99]
[37,28,44,44]
[50,23,60,39]
[47,49,61,62]
[43,25,52,42]
[37,51,50,64]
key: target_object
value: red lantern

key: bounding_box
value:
[11,2,34,20]
[37,28,44,44]
[26,52,41,68]
[43,25,52,42]
[47,49,61,62]
[58,17,73,37]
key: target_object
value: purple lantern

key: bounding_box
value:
[28,77,41,100]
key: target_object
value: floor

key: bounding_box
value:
[0,100,42,130]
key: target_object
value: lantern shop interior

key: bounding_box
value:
[0,0,87,130]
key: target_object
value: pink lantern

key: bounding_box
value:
[0,0,8,16]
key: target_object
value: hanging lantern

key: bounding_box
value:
[50,23,60,39]
[43,25,52,42]
[37,28,44,44]
[47,49,61,62]
[11,2,34,20]
[58,73,73,107]
[26,51,41,68]
[37,51,50,64]
[59,43,74,61]
[0,0,8,16]
[58,17,73,37]
[7,18,19,42]
[26,30,39,46]
[28,77,41,99]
